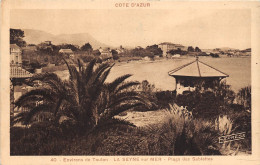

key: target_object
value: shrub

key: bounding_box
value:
[176,91,221,119]
[176,81,236,119]
[80,54,95,63]
[155,90,176,108]
[236,86,251,111]
[10,122,70,155]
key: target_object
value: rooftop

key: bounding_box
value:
[10,66,33,78]
[159,42,174,45]
[10,44,20,49]
[168,57,229,78]
[59,49,73,53]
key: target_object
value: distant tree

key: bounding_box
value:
[28,44,36,46]
[198,52,208,56]
[58,44,79,52]
[111,49,118,56]
[210,53,219,58]
[131,48,147,57]
[146,45,163,57]
[188,46,195,52]
[81,43,93,54]
[195,47,201,52]
[111,49,119,60]
[10,28,26,47]
[92,49,101,56]
[168,48,182,55]
[80,55,95,63]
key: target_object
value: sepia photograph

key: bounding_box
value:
[1,0,260,164]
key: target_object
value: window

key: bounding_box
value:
[16,56,18,64]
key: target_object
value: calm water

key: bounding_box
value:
[55,56,251,93]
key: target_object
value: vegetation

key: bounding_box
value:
[210,53,220,58]
[237,86,251,110]
[11,105,221,155]
[195,47,201,52]
[10,28,26,47]
[188,46,195,52]
[168,48,187,55]
[130,45,162,58]
[10,28,251,156]
[11,72,251,155]
[81,43,93,54]
[12,59,152,134]
[111,49,119,60]
[58,44,79,51]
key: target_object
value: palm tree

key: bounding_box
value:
[12,59,151,133]
[12,72,70,125]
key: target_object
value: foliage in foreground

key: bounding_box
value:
[11,105,223,155]
[12,59,152,134]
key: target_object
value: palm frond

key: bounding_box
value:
[90,63,111,85]
[107,74,133,93]
[12,104,53,125]
[63,58,78,81]
[98,65,113,85]
[84,59,96,84]
[115,81,140,94]
[11,111,29,125]
[14,88,56,107]
[106,103,144,118]
[23,104,54,125]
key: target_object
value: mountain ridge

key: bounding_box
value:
[22,29,109,49]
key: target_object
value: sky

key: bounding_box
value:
[10,9,251,49]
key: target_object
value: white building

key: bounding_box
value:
[59,49,74,58]
[158,42,186,57]
[99,47,113,60]
[10,44,22,66]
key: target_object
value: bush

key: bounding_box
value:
[155,90,176,108]
[176,81,236,119]
[112,54,119,60]
[236,86,251,110]
[80,55,95,63]
[10,122,74,155]
[176,91,222,119]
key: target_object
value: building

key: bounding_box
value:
[38,41,53,51]
[44,41,52,45]
[158,42,186,57]
[99,47,113,60]
[168,57,229,95]
[10,44,22,66]
[10,66,33,115]
[116,45,125,54]
[59,49,74,58]
[22,45,37,52]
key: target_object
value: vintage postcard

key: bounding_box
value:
[1,0,260,164]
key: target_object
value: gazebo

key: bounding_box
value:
[168,57,229,95]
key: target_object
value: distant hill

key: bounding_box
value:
[215,47,240,51]
[22,29,109,49]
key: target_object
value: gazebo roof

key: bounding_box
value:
[10,66,33,78]
[168,58,229,78]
